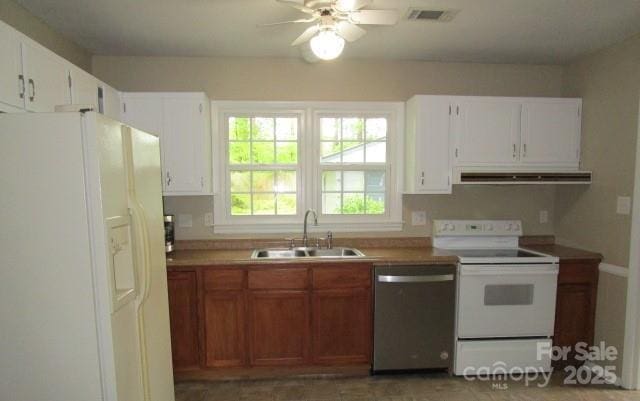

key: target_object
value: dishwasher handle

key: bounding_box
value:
[377,274,454,283]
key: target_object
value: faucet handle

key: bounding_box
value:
[284,238,296,249]
[326,231,333,249]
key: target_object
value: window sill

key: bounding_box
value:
[212,221,404,234]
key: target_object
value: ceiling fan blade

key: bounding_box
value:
[349,9,399,25]
[336,21,366,42]
[335,0,372,12]
[276,0,315,14]
[291,25,320,46]
[260,17,318,27]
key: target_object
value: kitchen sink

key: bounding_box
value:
[251,247,365,259]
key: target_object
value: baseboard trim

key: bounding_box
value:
[599,263,628,278]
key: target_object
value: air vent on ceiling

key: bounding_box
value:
[406,8,459,22]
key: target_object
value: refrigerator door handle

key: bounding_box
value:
[129,203,151,304]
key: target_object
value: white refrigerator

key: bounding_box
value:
[0,112,175,401]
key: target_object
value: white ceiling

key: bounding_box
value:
[15,0,640,64]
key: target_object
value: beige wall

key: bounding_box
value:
[594,270,628,376]
[556,33,640,267]
[93,56,564,239]
[0,0,91,71]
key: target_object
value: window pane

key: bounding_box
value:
[231,194,251,215]
[229,142,250,164]
[229,117,250,141]
[276,171,296,192]
[366,118,387,140]
[253,194,275,215]
[342,193,365,215]
[342,118,364,141]
[365,142,386,163]
[322,171,341,191]
[342,141,364,163]
[343,171,364,192]
[276,142,298,164]
[366,193,385,214]
[230,171,251,192]
[252,171,274,192]
[277,194,296,215]
[321,142,342,163]
[252,142,275,164]
[276,118,297,140]
[322,193,342,214]
[252,117,274,140]
[320,118,340,140]
[366,171,385,192]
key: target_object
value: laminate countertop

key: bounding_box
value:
[165,247,459,268]
[523,244,603,262]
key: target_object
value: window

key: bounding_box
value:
[227,115,300,216]
[319,116,388,215]
[213,101,403,233]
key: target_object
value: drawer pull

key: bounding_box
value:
[378,274,453,283]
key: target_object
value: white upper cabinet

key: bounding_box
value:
[122,92,212,196]
[453,98,522,166]
[405,95,452,194]
[0,24,24,109]
[101,83,121,121]
[21,41,71,112]
[70,67,99,109]
[520,99,581,166]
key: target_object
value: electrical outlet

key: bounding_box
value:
[204,212,214,227]
[539,210,548,224]
[617,196,632,215]
[411,211,427,226]
[178,214,193,228]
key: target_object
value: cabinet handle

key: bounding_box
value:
[513,144,517,158]
[18,75,25,99]
[166,172,172,186]
[523,144,527,157]
[420,171,425,186]
[28,78,35,102]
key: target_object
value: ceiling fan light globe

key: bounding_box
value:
[310,30,345,60]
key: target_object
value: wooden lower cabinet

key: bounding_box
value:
[248,290,311,366]
[553,260,600,367]
[312,288,371,364]
[167,271,200,370]
[203,291,246,367]
[167,263,373,372]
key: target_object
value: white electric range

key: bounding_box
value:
[433,220,559,376]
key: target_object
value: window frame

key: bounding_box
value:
[212,101,404,234]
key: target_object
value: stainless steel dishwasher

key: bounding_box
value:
[373,264,456,372]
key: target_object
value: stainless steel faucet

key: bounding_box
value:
[302,209,318,247]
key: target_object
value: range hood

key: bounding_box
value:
[455,171,592,185]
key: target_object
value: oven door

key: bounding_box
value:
[457,264,558,339]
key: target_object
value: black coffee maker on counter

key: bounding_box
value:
[164,215,175,253]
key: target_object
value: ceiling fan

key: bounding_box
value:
[264,0,400,60]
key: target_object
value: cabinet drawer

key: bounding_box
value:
[558,262,599,285]
[204,269,245,291]
[248,268,309,290]
[313,265,371,289]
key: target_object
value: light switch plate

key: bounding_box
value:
[178,214,193,228]
[539,210,549,224]
[411,211,427,226]
[617,196,632,215]
[204,212,214,227]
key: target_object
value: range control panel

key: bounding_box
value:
[433,220,523,237]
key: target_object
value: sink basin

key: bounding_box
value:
[251,247,365,259]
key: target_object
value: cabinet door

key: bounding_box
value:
[204,291,246,367]
[248,290,310,366]
[0,25,24,108]
[121,95,163,136]
[70,68,99,109]
[312,288,371,364]
[453,99,521,166]
[167,271,200,370]
[409,96,452,193]
[101,83,121,121]
[161,97,206,194]
[21,42,70,112]
[521,100,581,166]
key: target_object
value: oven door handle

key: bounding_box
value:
[460,270,558,276]
[377,274,454,283]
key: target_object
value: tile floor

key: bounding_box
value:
[174,372,640,401]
